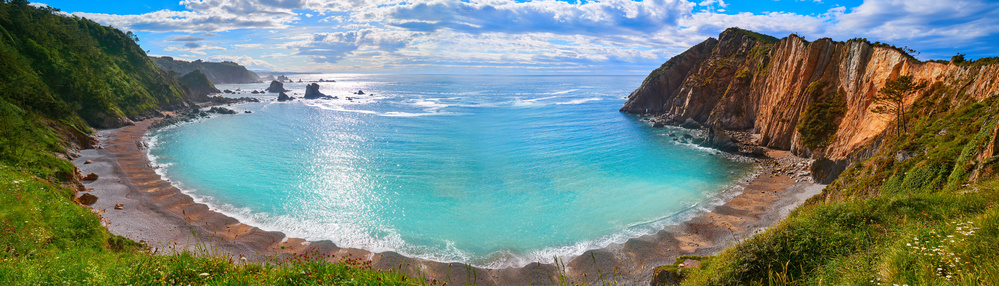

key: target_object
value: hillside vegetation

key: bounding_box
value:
[673,57,999,285]
[0,2,415,284]
[152,56,261,84]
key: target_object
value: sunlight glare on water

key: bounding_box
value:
[146,74,753,267]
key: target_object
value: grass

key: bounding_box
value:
[677,85,999,284]
[0,164,422,285]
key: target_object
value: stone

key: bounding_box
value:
[700,120,739,153]
[114,203,124,210]
[303,83,328,99]
[680,118,702,129]
[811,158,848,184]
[653,122,665,127]
[265,80,289,93]
[82,173,99,181]
[84,160,93,164]
[895,150,912,162]
[277,92,293,102]
[77,193,98,205]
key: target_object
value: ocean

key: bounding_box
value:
[146,74,754,267]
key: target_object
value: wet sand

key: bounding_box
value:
[73,116,822,285]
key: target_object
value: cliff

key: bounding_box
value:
[0,3,190,129]
[177,70,220,101]
[152,56,260,84]
[623,28,999,163]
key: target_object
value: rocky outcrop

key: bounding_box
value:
[700,120,739,153]
[303,83,330,99]
[277,92,293,102]
[177,70,221,101]
[152,56,261,84]
[265,80,289,93]
[623,28,999,164]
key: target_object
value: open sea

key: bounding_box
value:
[145,74,754,267]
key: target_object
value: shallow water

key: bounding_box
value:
[147,74,753,267]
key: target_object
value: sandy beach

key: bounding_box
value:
[73,115,823,285]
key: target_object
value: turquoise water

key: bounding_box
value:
[147,74,753,267]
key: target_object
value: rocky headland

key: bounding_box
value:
[622,28,999,183]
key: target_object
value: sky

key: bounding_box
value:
[31,0,999,74]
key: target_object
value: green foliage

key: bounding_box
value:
[723,27,780,44]
[0,3,186,128]
[871,75,928,136]
[151,56,260,84]
[0,164,421,285]
[796,81,846,149]
[681,87,999,284]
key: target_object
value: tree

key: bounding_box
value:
[871,75,927,137]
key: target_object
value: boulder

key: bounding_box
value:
[680,118,702,129]
[355,90,365,95]
[114,203,124,210]
[700,120,739,153]
[207,107,237,114]
[652,122,665,127]
[811,158,848,184]
[77,193,98,205]
[277,92,293,102]
[303,83,328,99]
[265,80,290,93]
[82,173,99,181]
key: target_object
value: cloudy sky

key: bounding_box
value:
[35,0,999,74]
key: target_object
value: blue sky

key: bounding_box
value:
[33,0,999,74]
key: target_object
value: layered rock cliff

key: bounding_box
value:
[623,28,999,164]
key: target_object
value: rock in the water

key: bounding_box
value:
[355,90,365,95]
[207,107,237,114]
[244,110,252,113]
[277,92,293,102]
[82,173,99,181]
[84,160,93,164]
[265,80,290,93]
[652,122,665,127]
[77,193,98,205]
[304,83,329,99]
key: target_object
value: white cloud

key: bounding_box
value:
[165,44,227,55]
[66,0,999,72]
[207,55,276,69]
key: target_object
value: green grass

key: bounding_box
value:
[678,85,999,284]
[0,164,422,285]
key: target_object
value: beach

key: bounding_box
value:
[74,115,823,285]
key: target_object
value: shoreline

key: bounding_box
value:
[73,114,823,285]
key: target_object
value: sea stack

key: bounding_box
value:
[265,80,289,93]
[277,92,293,102]
[303,83,327,99]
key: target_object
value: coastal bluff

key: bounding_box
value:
[622,28,999,167]
[152,56,261,84]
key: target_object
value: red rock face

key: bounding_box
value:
[624,29,999,161]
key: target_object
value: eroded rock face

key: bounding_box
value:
[265,80,289,93]
[277,92,293,102]
[623,28,999,162]
[303,83,329,99]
